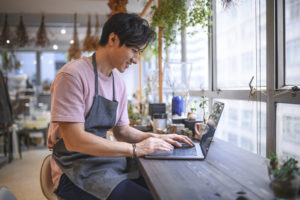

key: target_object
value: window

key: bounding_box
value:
[215,99,266,156]
[285,0,300,86]
[41,52,67,85]
[186,25,209,90]
[14,52,37,85]
[216,0,266,89]
[276,103,300,161]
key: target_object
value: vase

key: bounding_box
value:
[172,96,184,116]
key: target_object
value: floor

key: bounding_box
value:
[0,148,51,200]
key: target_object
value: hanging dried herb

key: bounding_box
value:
[15,15,30,47]
[92,14,100,51]
[36,15,50,47]
[83,15,94,52]
[0,14,14,48]
[68,13,81,61]
[107,0,128,17]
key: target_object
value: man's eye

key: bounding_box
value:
[132,49,138,54]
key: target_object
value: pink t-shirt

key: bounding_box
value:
[47,56,129,190]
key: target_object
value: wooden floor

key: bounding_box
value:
[0,148,51,200]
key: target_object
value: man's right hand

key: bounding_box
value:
[136,137,174,157]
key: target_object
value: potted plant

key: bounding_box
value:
[188,100,197,120]
[267,153,300,199]
[198,96,208,124]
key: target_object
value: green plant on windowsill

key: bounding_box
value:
[187,100,197,120]
[151,0,212,49]
[198,96,208,124]
[267,153,300,199]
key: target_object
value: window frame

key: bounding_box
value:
[188,0,300,157]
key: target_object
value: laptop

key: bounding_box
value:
[145,101,225,160]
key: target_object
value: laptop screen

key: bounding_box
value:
[200,101,225,156]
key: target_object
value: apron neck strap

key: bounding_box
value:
[92,53,116,101]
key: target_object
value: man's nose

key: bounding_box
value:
[131,56,138,64]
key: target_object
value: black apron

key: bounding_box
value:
[53,53,139,200]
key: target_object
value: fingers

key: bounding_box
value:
[165,138,181,148]
[169,134,195,147]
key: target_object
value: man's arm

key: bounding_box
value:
[113,125,194,147]
[59,122,174,157]
[59,122,133,157]
[112,125,155,143]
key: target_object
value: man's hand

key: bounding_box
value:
[156,134,194,148]
[136,137,173,156]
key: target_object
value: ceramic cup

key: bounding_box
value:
[194,122,206,141]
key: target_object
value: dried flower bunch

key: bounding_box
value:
[15,15,30,47]
[0,14,14,48]
[107,0,128,17]
[83,15,94,52]
[92,15,100,51]
[68,13,82,61]
[36,15,50,47]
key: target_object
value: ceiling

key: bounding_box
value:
[0,0,153,51]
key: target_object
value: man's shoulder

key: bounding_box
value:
[58,57,91,77]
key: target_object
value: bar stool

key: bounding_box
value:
[40,154,62,200]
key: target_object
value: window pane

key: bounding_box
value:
[215,99,266,156]
[41,52,67,86]
[277,103,300,161]
[15,52,37,85]
[285,0,300,85]
[216,0,266,89]
[186,26,208,90]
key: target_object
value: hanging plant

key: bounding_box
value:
[92,14,100,51]
[83,15,94,52]
[0,14,14,48]
[151,0,212,48]
[68,13,82,61]
[220,0,239,8]
[15,15,30,47]
[36,14,50,47]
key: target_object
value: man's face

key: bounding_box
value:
[108,34,144,73]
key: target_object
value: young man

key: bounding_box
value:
[47,13,193,200]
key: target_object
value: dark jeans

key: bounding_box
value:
[55,174,154,200]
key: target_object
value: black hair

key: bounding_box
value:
[99,13,155,48]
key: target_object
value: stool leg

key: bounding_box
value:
[8,131,13,162]
[17,131,22,159]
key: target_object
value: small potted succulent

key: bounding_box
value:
[187,100,198,121]
[267,153,300,199]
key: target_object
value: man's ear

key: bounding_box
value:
[108,33,118,46]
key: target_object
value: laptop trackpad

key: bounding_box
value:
[148,150,174,156]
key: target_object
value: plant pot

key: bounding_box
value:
[271,177,299,199]
[187,112,196,120]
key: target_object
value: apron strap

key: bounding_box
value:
[92,53,99,96]
[92,53,116,101]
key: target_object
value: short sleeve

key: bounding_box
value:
[51,72,85,123]
[115,83,129,127]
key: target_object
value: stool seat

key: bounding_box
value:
[40,154,60,200]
